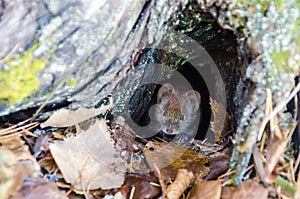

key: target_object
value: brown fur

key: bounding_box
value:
[151,83,201,136]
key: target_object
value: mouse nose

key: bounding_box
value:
[166,128,173,134]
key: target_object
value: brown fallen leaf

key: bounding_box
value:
[259,88,296,184]
[0,132,33,160]
[41,98,112,128]
[144,141,209,184]
[0,148,21,199]
[117,173,161,199]
[210,97,230,143]
[49,119,126,190]
[0,148,40,199]
[38,153,58,174]
[205,152,230,180]
[221,186,236,199]
[33,134,50,158]
[11,177,67,199]
[110,117,149,172]
[0,130,41,199]
[221,179,268,199]
[166,169,194,199]
[264,127,291,183]
[187,179,221,199]
[111,118,145,154]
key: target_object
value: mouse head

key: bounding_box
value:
[183,89,201,111]
[157,83,175,102]
[158,83,201,109]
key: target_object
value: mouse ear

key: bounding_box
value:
[157,83,175,100]
[184,90,201,110]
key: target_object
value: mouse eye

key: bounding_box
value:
[179,115,184,121]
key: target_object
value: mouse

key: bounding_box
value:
[149,83,201,144]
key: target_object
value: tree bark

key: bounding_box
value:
[0,0,183,121]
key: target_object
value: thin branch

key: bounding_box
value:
[258,82,300,140]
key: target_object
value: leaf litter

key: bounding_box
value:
[0,85,300,199]
[49,119,126,190]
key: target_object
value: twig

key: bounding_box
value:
[153,163,167,198]
[0,117,32,133]
[258,82,300,141]
[30,81,66,122]
[253,144,268,186]
[218,169,235,180]
[295,168,300,199]
[294,153,300,173]
[0,122,39,136]
[0,44,19,64]
[129,186,135,199]
[260,88,272,151]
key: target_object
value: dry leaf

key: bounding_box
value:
[0,148,40,199]
[33,134,50,158]
[118,174,161,199]
[111,116,148,172]
[221,179,268,199]
[166,169,194,199]
[144,141,209,182]
[221,186,236,199]
[41,98,112,128]
[11,177,67,199]
[205,152,230,180]
[187,179,221,199]
[0,148,20,199]
[210,97,229,143]
[49,119,126,190]
[0,132,32,160]
[112,120,145,154]
[0,131,41,199]
[38,153,58,174]
[264,128,289,183]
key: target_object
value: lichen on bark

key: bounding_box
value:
[199,0,300,185]
[0,43,47,104]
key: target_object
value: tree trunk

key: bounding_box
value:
[1,0,299,186]
[0,0,183,121]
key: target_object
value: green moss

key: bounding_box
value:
[235,0,270,14]
[85,59,93,67]
[173,5,203,34]
[270,50,291,72]
[66,78,77,87]
[227,0,300,74]
[0,43,47,104]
